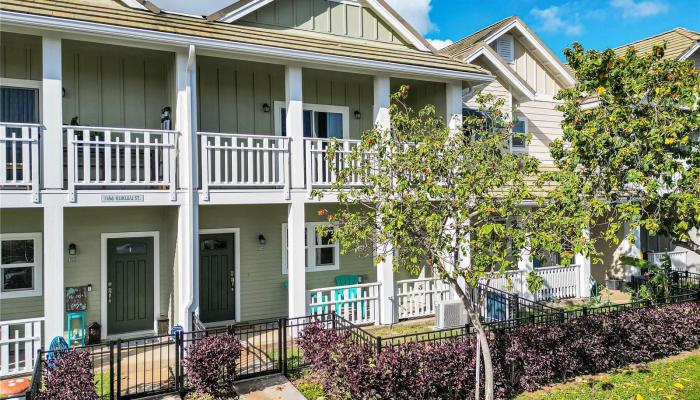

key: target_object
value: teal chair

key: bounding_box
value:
[66,311,86,347]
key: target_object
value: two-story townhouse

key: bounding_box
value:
[0,0,498,375]
[439,17,592,297]
[592,27,700,282]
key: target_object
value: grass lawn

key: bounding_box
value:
[515,349,700,400]
[363,318,437,337]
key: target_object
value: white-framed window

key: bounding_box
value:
[282,222,340,274]
[510,116,528,152]
[0,78,42,124]
[495,34,515,64]
[274,101,350,139]
[0,233,42,299]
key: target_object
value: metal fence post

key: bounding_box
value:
[109,341,115,400]
[331,311,337,331]
[511,294,520,328]
[175,331,182,394]
[278,318,287,376]
[582,306,589,317]
[116,339,122,399]
[375,336,382,354]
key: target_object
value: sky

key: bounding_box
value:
[157,0,700,60]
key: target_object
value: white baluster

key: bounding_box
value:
[144,131,152,183]
[21,127,30,184]
[124,131,132,183]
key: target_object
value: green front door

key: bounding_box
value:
[107,237,155,335]
[199,233,236,323]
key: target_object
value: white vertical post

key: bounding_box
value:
[575,228,592,297]
[373,75,395,325]
[285,65,305,189]
[176,46,199,330]
[43,198,64,347]
[42,35,63,190]
[287,200,307,318]
[518,246,534,300]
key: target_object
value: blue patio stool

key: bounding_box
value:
[66,311,86,347]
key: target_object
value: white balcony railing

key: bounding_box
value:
[0,317,43,377]
[648,251,688,272]
[199,133,290,199]
[484,265,581,301]
[306,282,380,325]
[0,123,41,202]
[65,126,178,201]
[395,277,452,320]
[305,138,364,194]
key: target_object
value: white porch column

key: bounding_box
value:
[287,200,307,318]
[620,223,643,281]
[518,247,534,300]
[373,75,395,325]
[446,81,464,133]
[175,46,199,331]
[43,198,64,347]
[575,229,592,297]
[286,65,305,190]
[42,35,63,190]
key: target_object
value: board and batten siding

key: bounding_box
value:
[62,40,174,129]
[239,0,407,46]
[503,37,562,97]
[391,79,446,121]
[62,207,179,333]
[0,32,42,81]
[0,208,44,321]
[464,59,512,113]
[514,100,563,164]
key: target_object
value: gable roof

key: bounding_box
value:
[441,16,576,87]
[0,0,491,81]
[461,42,536,101]
[203,0,434,53]
[613,27,700,61]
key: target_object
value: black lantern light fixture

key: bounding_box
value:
[354,110,362,120]
[68,243,77,256]
[258,234,267,246]
[262,103,271,113]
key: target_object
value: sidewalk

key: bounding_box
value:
[158,375,305,400]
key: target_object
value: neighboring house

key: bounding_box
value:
[0,0,496,375]
[439,16,592,293]
[595,27,700,282]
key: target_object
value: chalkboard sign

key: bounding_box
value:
[65,286,88,312]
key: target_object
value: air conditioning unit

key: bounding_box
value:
[435,300,470,329]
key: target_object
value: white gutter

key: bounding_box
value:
[0,11,494,83]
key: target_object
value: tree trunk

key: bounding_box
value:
[449,279,495,400]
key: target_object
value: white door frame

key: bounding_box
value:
[199,228,241,324]
[101,231,160,339]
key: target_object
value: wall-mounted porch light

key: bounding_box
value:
[68,243,77,256]
[258,235,267,246]
[354,110,362,120]
[262,103,271,113]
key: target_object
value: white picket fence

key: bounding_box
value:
[484,265,582,301]
[0,123,41,202]
[306,282,380,325]
[0,318,43,377]
[199,133,290,199]
[65,126,179,201]
[395,278,452,320]
[648,251,688,272]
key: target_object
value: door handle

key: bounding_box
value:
[229,271,235,291]
[108,281,113,304]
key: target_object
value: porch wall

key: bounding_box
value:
[0,32,42,80]
[62,206,179,332]
[0,208,44,321]
[391,78,446,120]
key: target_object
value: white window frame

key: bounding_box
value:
[0,232,43,299]
[273,101,350,139]
[510,116,528,153]
[282,222,340,274]
[0,78,43,123]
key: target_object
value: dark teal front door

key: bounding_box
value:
[199,233,236,323]
[107,237,155,335]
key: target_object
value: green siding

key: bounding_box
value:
[197,57,285,135]
[62,40,173,129]
[0,32,42,81]
[391,79,447,120]
[238,0,407,46]
[0,208,44,321]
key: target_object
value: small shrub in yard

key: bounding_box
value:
[183,334,243,398]
[300,302,700,399]
[38,350,98,400]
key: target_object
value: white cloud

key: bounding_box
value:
[530,5,583,36]
[426,38,454,49]
[610,0,668,18]
[383,0,435,35]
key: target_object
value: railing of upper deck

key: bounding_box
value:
[0,123,41,202]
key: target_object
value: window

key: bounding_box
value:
[0,86,40,123]
[495,34,515,64]
[0,233,42,299]
[282,222,340,273]
[510,117,528,152]
[274,102,349,139]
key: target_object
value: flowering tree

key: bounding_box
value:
[313,86,588,399]
[551,43,700,255]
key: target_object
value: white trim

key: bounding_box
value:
[0,233,43,299]
[0,11,493,83]
[198,228,241,323]
[679,42,699,61]
[482,19,576,87]
[282,222,340,274]
[0,79,43,126]
[217,0,276,23]
[510,115,528,153]
[100,231,160,339]
[465,47,535,101]
[273,101,350,139]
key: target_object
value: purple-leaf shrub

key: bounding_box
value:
[183,334,243,397]
[301,302,700,399]
[39,350,98,400]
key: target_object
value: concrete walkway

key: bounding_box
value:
[157,375,305,400]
